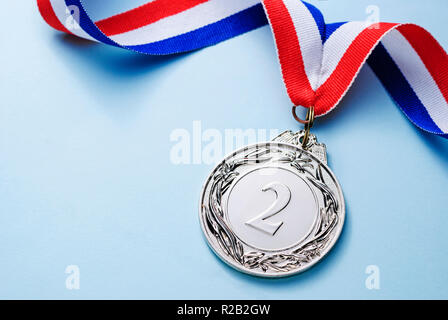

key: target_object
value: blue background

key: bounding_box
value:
[1,0,447,299]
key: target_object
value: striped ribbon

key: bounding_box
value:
[38,0,448,138]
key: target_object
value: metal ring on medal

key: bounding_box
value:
[199,141,345,277]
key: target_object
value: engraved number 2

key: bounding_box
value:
[245,182,291,236]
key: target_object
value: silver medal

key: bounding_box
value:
[199,130,345,277]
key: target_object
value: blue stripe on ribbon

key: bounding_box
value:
[302,1,326,42]
[65,0,119,46]
[324,22,347,43]
[368,42,447,137]
[127,4,268,55]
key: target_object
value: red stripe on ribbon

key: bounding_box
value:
[95,0,210,37]
[37,0,72,34]
[315,23,398,115]
[398,24,448,106]
[263,0,315,107]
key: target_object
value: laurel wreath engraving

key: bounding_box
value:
[202,146,339,273]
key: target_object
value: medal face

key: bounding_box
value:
[199,131,345,277]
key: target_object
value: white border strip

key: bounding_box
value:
[283,0,323,90]
[318,21,373,88]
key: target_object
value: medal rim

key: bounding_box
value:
[198,140,345,278]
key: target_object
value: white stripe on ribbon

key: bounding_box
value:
[109,0,260,47]
[318,21,374,87]
[382,29,448,132]
[49,0,96,41]
[283,0,322,90]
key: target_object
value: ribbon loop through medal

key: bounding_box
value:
[292,105,315,149]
